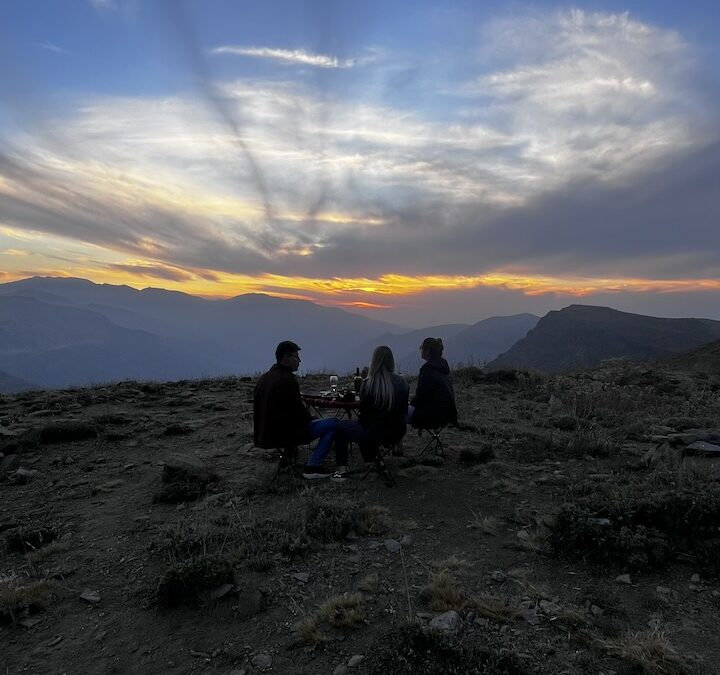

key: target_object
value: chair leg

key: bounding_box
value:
[269,446,302,488]
[360,445,395,486]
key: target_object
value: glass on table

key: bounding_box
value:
[329,375,338,394]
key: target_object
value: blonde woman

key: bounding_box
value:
[332,346,409,481]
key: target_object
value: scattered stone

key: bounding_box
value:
[10,467,38,484]
[539,599,560,615]
[691,573,701,583]
[18,617,41,629]
[400,534,413,547]
[429,610,463,633]
[80,589,101,604]
[491,570,507,583]
[161,453,219,485]
[616,574,632,585]
[475,617,490,627]
[590,604,604,616]
[251,654,272,669]
[291,572,310,583]
[686,441,720,456]
[333,666,349,675]
[383,539,401,553]
[234,589,264,619]
[347,654,364,667]
[211,583,235,600]
[1,454,20,473]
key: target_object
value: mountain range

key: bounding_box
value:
[488,304,720,373]
[2,277,719,391]
[0,277,537,391]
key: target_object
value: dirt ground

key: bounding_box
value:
[2,367,720,674]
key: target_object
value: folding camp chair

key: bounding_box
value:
[416,425,447,459]
[360,442,397,486]
[268,445,303,489]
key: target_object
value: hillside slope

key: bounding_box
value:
[489,305,720,373]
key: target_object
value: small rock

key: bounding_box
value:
[539,599,560,615]
[347,654,364,667]
[80,589,101,604]
[333,666,349,675]
[691,573,701,583]
[1,454,20,472]
[590,604,604,616]
[251,653,272,669]
[429,610,463,633]
[491,570,506,583]
[211,584,234,600]
[475,617,490,627]
[291,572,310,583]
[384,539,401,553]
[400,535,413,547]
[615,574,632,585]
[10,467,38,484]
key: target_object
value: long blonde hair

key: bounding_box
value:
[366,345,395,410]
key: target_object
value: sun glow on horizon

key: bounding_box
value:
[5,267,720,310]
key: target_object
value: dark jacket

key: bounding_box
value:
[253,363,312,448]
[410,358,457,428]
[358,373,409,445]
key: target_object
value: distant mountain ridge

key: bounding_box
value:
[489,305,720,373]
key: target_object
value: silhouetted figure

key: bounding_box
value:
[332,346,409,481]
[408,337,457,429]
[254,340,338,479]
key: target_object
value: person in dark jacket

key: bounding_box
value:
[332,345,409,481]
[254,340,338,479]
[408,337,457,429]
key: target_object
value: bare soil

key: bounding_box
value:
[2,366,720,674]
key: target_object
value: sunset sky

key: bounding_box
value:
[1,0,718,326]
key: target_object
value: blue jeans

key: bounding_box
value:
[307,417,339,466]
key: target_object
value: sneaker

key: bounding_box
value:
[302,464,332,479]
[331,466,350,482]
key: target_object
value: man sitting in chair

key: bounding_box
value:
[254,340,338,479]
[408,337,457,430]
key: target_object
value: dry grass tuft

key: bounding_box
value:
[355,505,392,536]
[471,593,524,623]
[426,572,468,612]
[26,540,71,564]
[431,556,471,573]
[467,510,499,535]
[0,574,55,623]
[599,628,688,675]
[295,592,366,644]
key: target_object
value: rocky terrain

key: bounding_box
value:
[2,361,720,674]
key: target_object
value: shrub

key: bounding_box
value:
[156,554,234,607]
[364,621,526,675]
[550,470,720,573]
[0,576,55,623]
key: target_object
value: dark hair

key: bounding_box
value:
[275,340,301,362]
[421,337,442,360]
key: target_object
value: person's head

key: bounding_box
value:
[275,340,301,371]
[420,337,442,360]
[436,337,444,356]
[369,345,395,376]
[366,345,395,410]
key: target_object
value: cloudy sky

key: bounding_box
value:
[1,0,719,326]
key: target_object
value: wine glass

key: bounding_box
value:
[329,375,338,394]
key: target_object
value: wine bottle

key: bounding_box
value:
[353,367,362,393]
